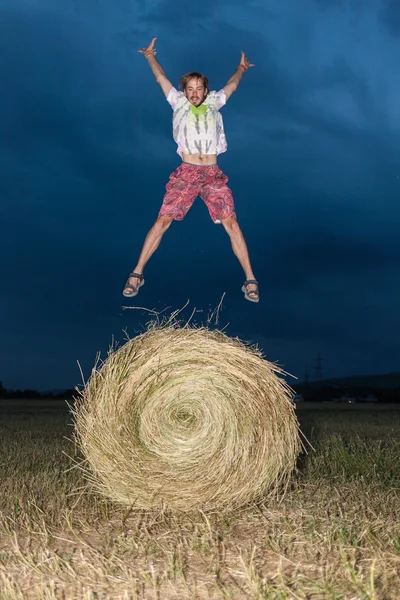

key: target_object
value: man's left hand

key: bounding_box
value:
[240,52,255,70]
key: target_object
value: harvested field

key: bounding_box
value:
[0,401,399,599]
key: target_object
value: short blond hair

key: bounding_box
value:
[178,72,209,93]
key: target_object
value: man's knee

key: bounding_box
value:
[222,216,240,236]
[154,215,173,232]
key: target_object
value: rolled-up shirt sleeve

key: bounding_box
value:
[166,87,184,110]
[206,89,227,110]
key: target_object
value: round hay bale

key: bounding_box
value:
[73,324,301,511]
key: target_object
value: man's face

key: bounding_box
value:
[184,78,207,106]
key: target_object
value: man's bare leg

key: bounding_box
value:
[123,215,173,293]
[221,216,259,301]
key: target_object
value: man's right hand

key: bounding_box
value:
[138,37,157,57]
[138,38,172,98]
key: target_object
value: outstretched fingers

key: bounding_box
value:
[241,51,255,68]
[138,37,157,54]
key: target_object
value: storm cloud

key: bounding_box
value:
[1,0,400,389]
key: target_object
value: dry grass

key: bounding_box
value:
[0,405,399,599]
[73,324,301,511]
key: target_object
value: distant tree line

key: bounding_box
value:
[0,382,76,400]
[1,380,400,403]
[294,383,400,403]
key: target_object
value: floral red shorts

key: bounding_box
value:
[158,163,236,224]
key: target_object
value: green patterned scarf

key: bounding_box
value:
[191,103,208,116]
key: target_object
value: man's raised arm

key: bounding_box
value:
[223,52,255,101]
[138,37,173,98]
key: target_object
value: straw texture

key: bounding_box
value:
[73,324,301,511]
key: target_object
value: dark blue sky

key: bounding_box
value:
[2,0,400,390]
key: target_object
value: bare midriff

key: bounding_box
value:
[180,152,218,166]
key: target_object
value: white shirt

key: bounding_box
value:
[167,87,228,157]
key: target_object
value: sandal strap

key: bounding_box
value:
[124,283,136,291]
[128,272,143,280]
[244,279,258,286]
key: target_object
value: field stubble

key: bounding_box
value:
[0,402,399,599]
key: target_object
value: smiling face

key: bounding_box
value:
[184,78,208,106]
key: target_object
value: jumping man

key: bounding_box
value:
[122,37,259,303]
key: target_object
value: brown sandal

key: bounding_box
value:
[241,279,259,303]
[122,272,144,297]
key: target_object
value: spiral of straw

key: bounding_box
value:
[73,323,301,511]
